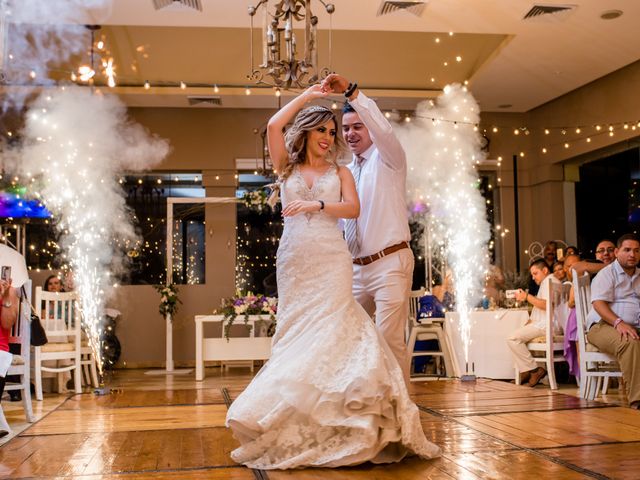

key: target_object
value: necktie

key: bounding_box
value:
[345,155,364,257]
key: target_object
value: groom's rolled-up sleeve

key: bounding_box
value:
[349,92,406,172]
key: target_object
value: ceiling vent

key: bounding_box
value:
[187,96,222,107]
[377,1,427,17]
[523,4,576,21]
[152,0,203,12]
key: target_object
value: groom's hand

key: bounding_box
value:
[322,74,349,94]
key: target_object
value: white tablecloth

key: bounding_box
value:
[445,309,529,380]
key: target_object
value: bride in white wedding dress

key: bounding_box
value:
[226,85,441,469]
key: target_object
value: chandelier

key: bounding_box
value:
[247,0,335,89]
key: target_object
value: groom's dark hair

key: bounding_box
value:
[342,102,355,114]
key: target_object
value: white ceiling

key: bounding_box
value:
[56,0,640,112]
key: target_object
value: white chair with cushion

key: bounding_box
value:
[4,281,35,425]
[514,280,566,389]
[32,287,82,401]
[406,289,453,380]
[572,271,622,400]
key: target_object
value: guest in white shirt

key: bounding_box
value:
[321,73,413,382]
[507,259,560,387]
[586,233,640,409]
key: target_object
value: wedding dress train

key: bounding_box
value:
[226,165,440,469]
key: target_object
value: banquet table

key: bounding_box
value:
[445,309,529,380]
[194,314,273,381]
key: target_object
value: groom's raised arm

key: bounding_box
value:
[322,73,406,171]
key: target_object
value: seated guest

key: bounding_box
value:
[565,245,579,257]
[433,268,455,311]
[44,274,64,293]
[544,240,558,267]
[484,264,505,305]
[573,239,615,277]
[562,254,581,378]
[0,277,19,437]
[586,234,640,409]
[595,239,616,264]
[553,261,566,281]
[507,259,561,387]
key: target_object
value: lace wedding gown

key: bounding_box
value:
[226,165,440,469]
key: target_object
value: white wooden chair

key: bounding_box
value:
[572,271,622,400]
[514,280,566,389]
[32,287,82,401]
[81,335,99,388]
[406,288,425,342]
[1,281,36,434]
[406,289,453,380]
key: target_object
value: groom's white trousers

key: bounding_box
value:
[353,248,413,384]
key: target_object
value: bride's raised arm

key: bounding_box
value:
[267,84,329,174]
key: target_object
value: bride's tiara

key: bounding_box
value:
[302,105,332,114]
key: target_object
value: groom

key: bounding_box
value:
[322,74,413,383]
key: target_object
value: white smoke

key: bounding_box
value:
[1,0,169,375]
[15,87,169,373]
[397,84,491,367]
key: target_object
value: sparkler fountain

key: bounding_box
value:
[398,84,491,380]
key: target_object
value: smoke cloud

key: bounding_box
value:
[397,84,491,365]
[1,0,170,373]
[16,87,169,371]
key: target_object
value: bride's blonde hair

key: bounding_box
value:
[281,105,346,180]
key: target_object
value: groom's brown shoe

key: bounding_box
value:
[519,370,532,384]
[528,367,547,387]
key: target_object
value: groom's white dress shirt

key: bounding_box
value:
[346,91,410,258]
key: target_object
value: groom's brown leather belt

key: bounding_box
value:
[353,241,410,266]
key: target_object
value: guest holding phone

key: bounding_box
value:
[0,273,19,437]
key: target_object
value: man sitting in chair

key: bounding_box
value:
[586,233,640,409]
[507,259,560,387]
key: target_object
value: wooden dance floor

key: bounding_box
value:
[1,369,639,479]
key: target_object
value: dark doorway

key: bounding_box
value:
[575,147,640,256]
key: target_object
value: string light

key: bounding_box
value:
[78,65,95,82]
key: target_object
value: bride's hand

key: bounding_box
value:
[282,200,321,217]
[302,84,328,102]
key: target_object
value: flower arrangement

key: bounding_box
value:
[216,290,277,341]
[242,189,270,212]
[154,284,182,318]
